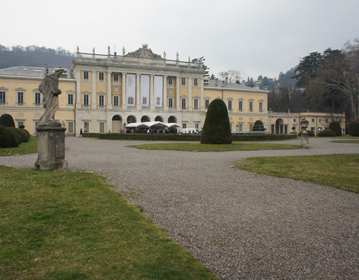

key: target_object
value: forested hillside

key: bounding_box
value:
[0,45,75,69]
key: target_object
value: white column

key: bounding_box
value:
[92,71,97,108]
[122,72,126,109]
[200,78,204,111]
[76,70,81,107]
[188,77,192,111]
[176,76,180,110]
[107,71,112,109]
[163,75,168,110]
[150,74,154,110]
[136,73,141,109]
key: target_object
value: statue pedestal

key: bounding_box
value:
[35,122,68,170]
[301,131,309,148]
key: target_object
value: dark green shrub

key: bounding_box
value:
[348,121,357,135]
[298,130,315,137]
[8,127,23,145]
[252,120,265,131]
[17,128,30,142]
[200,99,232,144]
[19,124,25,129]
[317,129,336,137]
[352,122,359,136]
[0,126,19,148]
[0,114,15,127]
[329,121,342,136]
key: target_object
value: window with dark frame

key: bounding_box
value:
[182,98,186,109]
[239,101,243,110]
[168,98,173,108]
[181,77,186,86]
[114,96,119,106]
[114,73,119,82]
[84,71,89,80]
[18,92,23,104]
[68,94,73,105]
[0,91,5,103]
[84,95,89,106]
[99,72,104,81]
[249,101,253,111]
[205,99,210,109]
[35,92,41,105]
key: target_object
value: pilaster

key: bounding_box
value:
[150,74,154,110]
[107,71,112,109]
[200,78,204,111]
[92,71,97,108]
[76,70,81,107]
[176,76,180,110]
[122,72,126,109]
[163,75,168,110]
[188,77,192,111]
[136,73,141,109]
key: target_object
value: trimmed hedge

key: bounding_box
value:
[18,128,30,142]
[201,99,232,144]
[298,130,315,137]
[7,127,23,145]
[0,114,15,128]
[317,129,336,137]
[0,126,19,148]
[352,122,359,136]
[329,121,342,136]
[83,132,297,141]
[348,121,358,136]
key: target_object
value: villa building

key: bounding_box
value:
[0,44,345,136]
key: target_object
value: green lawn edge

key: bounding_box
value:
[233,154,359,192]
[0,166,219,280]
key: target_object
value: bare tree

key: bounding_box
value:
[218,70,241,83]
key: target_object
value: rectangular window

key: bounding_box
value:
[239,101,243,111]
[181,78,186,86]
[259,102,263,112]
[249,123,253,131]
[84,71,89,80]
[195,123,199,129]
[238,123,243,131]
[194,99,199,109]
[68,94,73,105]
[228,100,232,110]
[319,119,322,123]
[181,98,186,109]
[99,95,104,106]
[114,96,119,106]
[17,121,24,128]
[0,91,5,103]
[168,98,173,108]
[205,99,210,109]
[312,118,315,123]
[194,78,198,87]
[68,122,74,134]
[168,77,173,86]
[18,92,23,104]
[35,92,41,105]
[293,119,296,122]
[114,73,119,82]
[99,72,104,81]
[84,95,89,106]
[249,101,253,111]
[182,123,187,129]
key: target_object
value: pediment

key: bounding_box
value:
[15,87,26,92]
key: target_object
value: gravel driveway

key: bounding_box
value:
[1,137,359,279]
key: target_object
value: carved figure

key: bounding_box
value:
[38,69,64,125]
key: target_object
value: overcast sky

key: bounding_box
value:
[2,0,359,80]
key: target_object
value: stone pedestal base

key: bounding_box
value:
[301,132,309,148]
[35,123,68,170]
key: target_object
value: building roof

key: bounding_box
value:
[0,66,74,79]
[205,79,269,92]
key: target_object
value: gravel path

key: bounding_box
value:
[1,138,359,279]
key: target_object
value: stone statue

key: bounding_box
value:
[176,52,179,60]
[163,51,166,59]
[123,47,125,56]
[38,69,64,126]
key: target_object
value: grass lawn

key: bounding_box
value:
[128,142,301,152]
[0,166,218,280]
[234,154,359,192]
[332,139,359,144]
[0,137,38,156]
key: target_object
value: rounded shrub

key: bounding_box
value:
[0,114,15,127]
[8,127,23,145]
[317,129,336,137]
[298,130,315,137]
[0,125,19,148]
[252,120,265,131]
[17,128,30,142]
[200,99,232,144]
[351,122,359,136]
[329,121,342,136]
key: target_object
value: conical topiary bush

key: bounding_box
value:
[200,99,232,144]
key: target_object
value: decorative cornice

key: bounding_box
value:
[15,87,26,92]
[126,46,162,59]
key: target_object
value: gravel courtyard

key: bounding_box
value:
[1,137,359,279]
